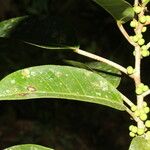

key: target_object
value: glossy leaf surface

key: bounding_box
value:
[129,136,150,150]
[0,65,125,110]
[5,144,53,150]
[93,0,134,23]
[64,60,121,87]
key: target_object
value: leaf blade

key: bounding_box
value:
[0,65,125,110]
[93,0,134,23]
[129,136,150,150]
[4,144,54,150]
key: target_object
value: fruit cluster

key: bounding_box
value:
[130,5,150,58]
[129,102,150,137]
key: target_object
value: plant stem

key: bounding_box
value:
[73,48,127,74]
[117,22,136,47]
[142,90,150,98]
[120,93,134,107]
[125,106,139,122]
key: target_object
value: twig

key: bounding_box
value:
[142,90,150,97]
[125,106,139,122]
[73,48,127,74]
[120,93,134,107]
[117,21,136,47]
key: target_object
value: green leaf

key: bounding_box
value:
[64,60,121,87]
[4,144,53,150]
[129,136,150,150]
[0,16,79,50]
[93,0,134,23]
[0,65,125,111]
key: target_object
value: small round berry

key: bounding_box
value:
[131,105,137,112]
[134,110,140,116]
[129,132,136,137]
[129,125,134,131]
[141,45,148,51]
[142,26,147,32]
[127,66,134,74]
[138,38,145,46]
[133,35,139,43]
[144,107,150,114]
[137,33,143,39]
[143,85,149,92]
[136,87,143,95]
[138,83,144,88]
[139,16,147,24]
[133,6,142,14]
[146,15,150,22]
[131,126,138,133]
[141,50,150,57]
[130,20,138,28]
[143,102,147,107]
[140,113,147,121]
[145,120,150,128]
[137,128,145,135]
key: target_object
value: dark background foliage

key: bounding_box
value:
[0,0,149,149]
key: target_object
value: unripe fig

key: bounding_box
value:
[127,66,134,74]
[138,38,145,45]
[137,128,145,135]
[133,35,139,43]
[140,113,147,121]
[129,132,135,137]
[144,107,150,114]
[142,26,147,32]
[143,85,149,92]
[136,87,143,95]
[133,6,142,14]
[129,125,134,131]
[139,16,147,24]
[143,102,147,107]
[141,45,148,51]
[130,20,138,28]
[134,110,140,116]
[131,126,138,133]
[131,105,137,111]
[145,120,150,128]
[141,50,150,57]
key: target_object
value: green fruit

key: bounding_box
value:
[140,113,147,121]
[127,66,134,74]
[139,16,147,24]
[129,125,134,131]
[133,35,139,43]
[143,85,149,92]
[131,126,138,133]
[142,26,147,32]
[141,50,150,57]
[129,132,136,137]
[136,87,143,95]
[137,128,145,135]
[131,105,137,111]
[145,120,150,128]
[146,15,150,22]
[144,107,150,113]
[134,110,140,116]
[133,6,142,14]
[143,102,147,107]
[141,45,148,51]
[130,20,138,28]
[137,33,143,39]
[138,38,145,46]
[138,83,144,88]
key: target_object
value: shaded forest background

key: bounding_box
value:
[0,0,149,149]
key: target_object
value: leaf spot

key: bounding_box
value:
[21,69,30,78]
[11,79,16,84]
[27,86,36,92]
